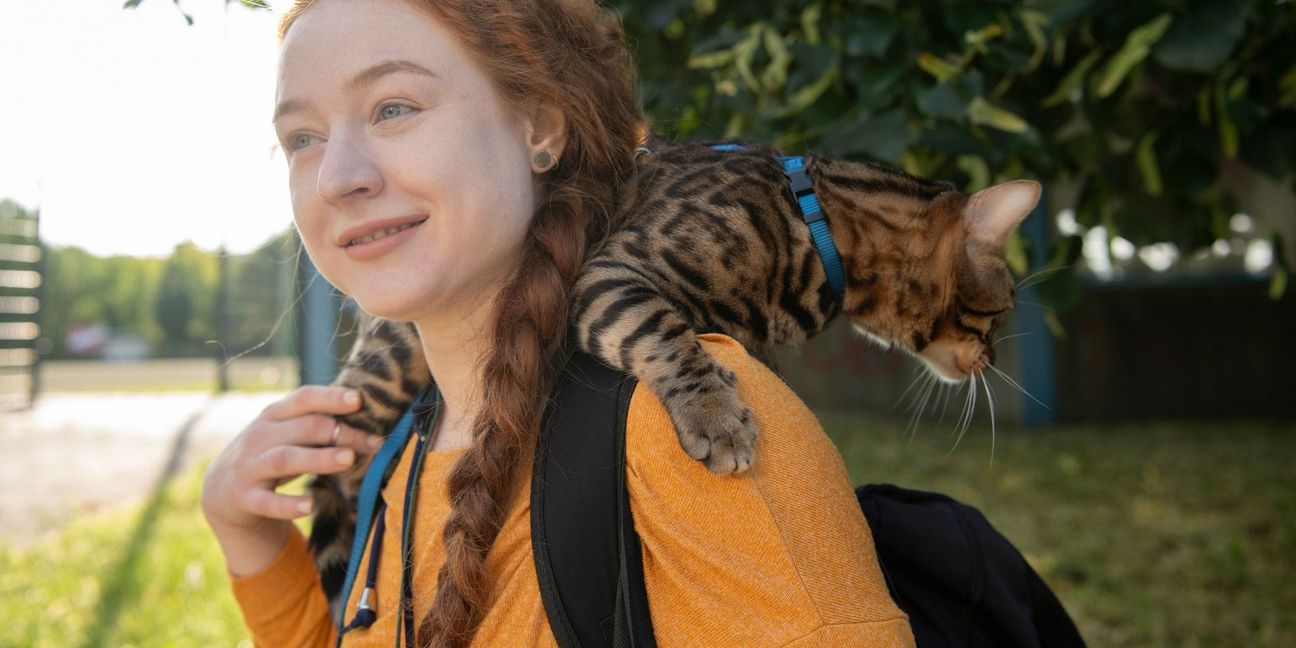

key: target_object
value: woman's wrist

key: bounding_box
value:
[209,515,296,578]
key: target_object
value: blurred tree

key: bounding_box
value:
[228,228,299,356]
[154,241,218,356]
[612,0,1295,302]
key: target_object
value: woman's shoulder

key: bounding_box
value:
[623,333,913,646]
[623,332,838,480]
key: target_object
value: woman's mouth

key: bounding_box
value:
[341,218,427,262]
[346,220,423,247]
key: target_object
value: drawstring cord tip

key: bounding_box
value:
[341,587,378,634]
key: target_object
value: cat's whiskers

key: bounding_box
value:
[993,331,1034,347]
[1015,300,1056,314]
[987,364,1052,411]
[904,372,939,444]
[1014,264,1074,291]
[951,373,976,454]
[979,370,997,467]
[891,371,928,413]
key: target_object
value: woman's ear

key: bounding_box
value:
[525,102,567,172]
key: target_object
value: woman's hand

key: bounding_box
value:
[202,385,381,576]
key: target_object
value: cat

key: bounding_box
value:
[306,137,1041,601]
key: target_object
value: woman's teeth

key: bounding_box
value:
[348,221,419,246]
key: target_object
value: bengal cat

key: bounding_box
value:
[307,138,1041,601]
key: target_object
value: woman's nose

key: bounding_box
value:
[316,129,383,202]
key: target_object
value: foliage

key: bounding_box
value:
[39,246,165,357]
[128,0,1296,302]
[37,231,297,360]
[614,0,1296,303]
[154,242,219,355]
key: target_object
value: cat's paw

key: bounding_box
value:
[671,387,758,474]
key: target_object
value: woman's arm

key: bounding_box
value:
[624,334,915,648]
[203,385,375,646]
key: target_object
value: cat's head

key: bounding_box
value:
[847,179,1040,383]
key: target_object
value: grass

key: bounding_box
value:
[0,417,1291,647]
[824,415,1296,648]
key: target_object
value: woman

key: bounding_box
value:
[200,0,915,646]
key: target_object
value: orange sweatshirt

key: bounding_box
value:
[230,334,915,647]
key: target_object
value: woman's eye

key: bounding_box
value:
[377,103,416,121]
[287,133,318,152]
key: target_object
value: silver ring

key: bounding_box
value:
[329,422,342,446]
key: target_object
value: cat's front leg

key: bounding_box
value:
[639,333,758,474]
[574,277,757,473]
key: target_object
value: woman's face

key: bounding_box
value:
[274,0,538,323]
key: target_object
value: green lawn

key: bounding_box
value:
[826,415,1296,647]
[1,417,1291,647]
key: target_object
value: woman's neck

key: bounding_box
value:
[412,290,499,452]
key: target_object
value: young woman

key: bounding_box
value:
[200,0,915,646]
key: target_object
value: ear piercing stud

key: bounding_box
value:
[533,149,558,172]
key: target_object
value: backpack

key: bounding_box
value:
[340,349,1086,647]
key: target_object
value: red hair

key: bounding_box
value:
[280,1,642,645]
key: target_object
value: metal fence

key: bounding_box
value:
[0,208,41,411]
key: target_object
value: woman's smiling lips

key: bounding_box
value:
[338,214,428,261]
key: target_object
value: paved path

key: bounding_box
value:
[0,391,284,548]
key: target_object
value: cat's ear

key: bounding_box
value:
[964,180,1041,248]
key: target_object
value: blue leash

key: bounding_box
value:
[333,387,434,642]
[710,143,846,303]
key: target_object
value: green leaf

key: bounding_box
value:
[957,155,991,191]
[801,4,822,45]
[688,49,734,69]
[845,14,900,59]
[1019,9,1051,72]
[1135,132,1162,196]
[1005,230,1030,277]
[1154,2,1250,73]
[1215,80,1239,158]
[772,64,838,118]
[1092,13,1173,99]
[918,52,963,83]
[761,26,792,91]
[820,110,910,163]
[1271,232,1291,299]
[1270,267,1289,300]
[968,97,1030,133]
[733,26,763,92]
[1042,49,1103,107]
[917,83,968,120]
[1280,63,1296,108]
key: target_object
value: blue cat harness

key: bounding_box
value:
[712,143,846,303]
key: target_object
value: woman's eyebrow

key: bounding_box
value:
[272,59,437,124]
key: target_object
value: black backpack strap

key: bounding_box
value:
[531,350,657,648]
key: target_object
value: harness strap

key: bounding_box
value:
[334,386,435,644]
[780,155,846,302]
[707,143,846,304]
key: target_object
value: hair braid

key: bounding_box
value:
[419,183,588,647]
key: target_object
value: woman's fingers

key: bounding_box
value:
[240,488,318,520]
[260,385,362,422]
[293,414,383,454]
[250,443,358,483]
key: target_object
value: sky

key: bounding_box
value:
[0,0,293,258]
